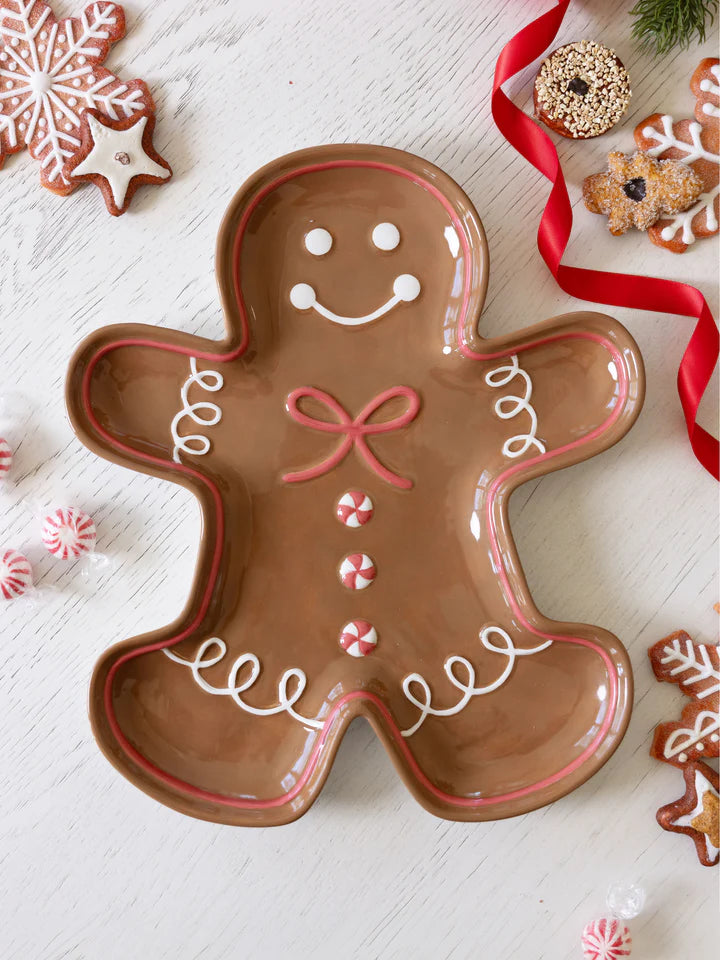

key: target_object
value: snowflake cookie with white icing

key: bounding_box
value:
[66,144,645,826]
[635,58,719,253]
[0,1,163,207]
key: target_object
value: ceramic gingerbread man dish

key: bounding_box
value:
[66,145,644,826]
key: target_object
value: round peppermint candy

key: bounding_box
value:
[0,437,12,476]
[581,918,632,960]
[339,552,376,590]
[41,507,97,559]
[336,490,374,528]
[0,549,32,600]
[339,619,378,657]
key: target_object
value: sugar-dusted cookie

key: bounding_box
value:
[66,144,645,826]
[533,40,631,139]
[657,761,719,867]
[64,109,171,215]
[583,151,702,235]
[0,1,154,196]
[634,58,720,252]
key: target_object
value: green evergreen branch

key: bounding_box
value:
[630,0,718,55]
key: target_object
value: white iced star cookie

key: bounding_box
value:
[65,109,172,216]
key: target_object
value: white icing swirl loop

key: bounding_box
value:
[171,358,224,463]
[485,354,546,459]
[164,638,325,730]
[401,626,552,737]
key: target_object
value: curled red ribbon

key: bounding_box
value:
[492,0,719,480]
[283,385,420,488]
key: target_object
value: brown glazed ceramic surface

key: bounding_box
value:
[66,144,645,826]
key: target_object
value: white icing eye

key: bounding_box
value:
[290,283,316,310]
[393,274,420,301]
[305,228,333,256]
[372,222,400,250]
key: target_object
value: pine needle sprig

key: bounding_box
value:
[630,0,718,56]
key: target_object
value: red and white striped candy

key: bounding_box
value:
[339,619,378,657]
[336,490,374,527]
[0,437,12,476]
[0,549,33,600]
[41,507,97,559]
[581,918,632,960]
[339,552,376,590]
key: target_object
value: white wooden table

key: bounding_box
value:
[1,1,718,957]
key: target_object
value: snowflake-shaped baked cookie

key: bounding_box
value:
[0,0,152,193]
[635,58,719,252]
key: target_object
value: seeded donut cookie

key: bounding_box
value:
[534,40,631,139]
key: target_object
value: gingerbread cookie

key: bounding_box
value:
[634,58,720,252]
[64,109,171,215]
[583,151,702,235]
[0,1,155,198]
[657,761,719,867]
[533,41,631,139]
[66,145,645,826]
[651,699,719,767]
[648,631,720,766]
[648,630,720,706]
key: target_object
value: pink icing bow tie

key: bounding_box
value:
[283,386,421,489]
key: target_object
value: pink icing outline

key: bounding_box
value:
[283,384,420,488]
[80,158,631,814]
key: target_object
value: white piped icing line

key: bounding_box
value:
[664,710,720,762]
[400,626,552,737]
[70,112,170,209]
[669,766,720,864]
[642,113,719,245]
[485,354,546,459]
[699,64,720,118]
[163,639,326,731]
[289,273,421,326]
[171,357,223,464]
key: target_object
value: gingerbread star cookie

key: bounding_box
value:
[0,1,154,196]
[634,58,720,252]
[583,151,702,235]
[657,761,719,867]
[65,109,171,215]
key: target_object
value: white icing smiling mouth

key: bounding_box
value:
[289,274,421,327]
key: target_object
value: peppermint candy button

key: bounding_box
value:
[581,918,632,960]
[336,490,374,527]
[41,507,97,559]
[0,437,12,476]
[0,549,33,600]
[339,552,376,590]
[339,619,378,657]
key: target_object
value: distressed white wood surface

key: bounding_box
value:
[1,1,718,957]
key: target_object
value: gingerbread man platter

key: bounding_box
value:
[66,145,644,826]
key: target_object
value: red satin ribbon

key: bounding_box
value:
[491,0,719,480]
[283,385,421,488]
